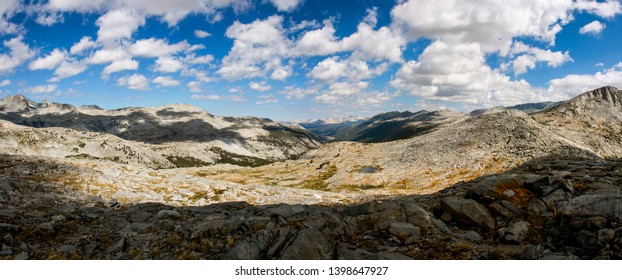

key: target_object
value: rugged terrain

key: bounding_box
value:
[0,86,621,259]
[0,95,319,168]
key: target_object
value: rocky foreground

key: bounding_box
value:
[1,154,620,260]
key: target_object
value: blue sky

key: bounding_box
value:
[0,0,621,120]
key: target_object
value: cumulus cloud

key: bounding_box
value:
[129,38,189,57]
[103,59,139,75]
[154,57,183,73]
[390,40,542,106]
[506,41,573,75]
[579,20,606,36]
[295,16,406,62]
[54,60,88,79]
[116,74,149,90]
[96,9,146,46]
[308,56,387,82]
[391,0,575,54]
[70,36,98,55]
[191,93,247,102]
[0,79,11,87]
[29,49,67,70]
[249,81,271,92]
[153,76,180,87]
[256,94,278,104]
[26,84,58,94]
[0,36,35,73]
[187,81,203,92]
[573,0,622,18]
[279,86,317,100]
[194,30,211,38]
[218,15,291,80]
[46,0,249,26]
[269,0,304,12]
[0,0,21,35]
[547,64,622,98]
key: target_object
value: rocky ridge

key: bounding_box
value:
[0,95,320,167]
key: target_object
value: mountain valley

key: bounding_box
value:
[1,86,621,260]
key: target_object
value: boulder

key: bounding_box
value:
[560,189,622,223]
[279,228,334,260]
[388,222,420,241]
[499,221,530,243]
[225,241,262,260]
[441,197,496,230]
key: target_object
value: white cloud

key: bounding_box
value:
[103,59,139,75]
[390,40,545,106]
[54,60,88,79]
[187,81,203,92]
[191,93,247,102]
[185,54,214,65]
[579,20,606,36]
[0,79,10,87]
[547,64,622,99]
[391,0,574,54]
[29,49,67,70]
[154,57,182,73]
[0,36,35,73]
[70,36,97,55]
[308,56,386,82]
[218,15,291,80]
[294,21,343,56]
[340,19,406,62]
[294,17,406,62]
[129,38,189,57]
[35,12,64,26]
[87,48,129,64]
[573,0,622,18]
[116,74,149,90]
[506,41,573,75]
[249,81,271,92]
[270,66,291,80]
[26,84,58,94]
[47,0,106,12]
[595,62,605,67]
[153,76,180,87]
[194,30,211,38]
[279,86,316,100]
[47,0,249,26]
[96,9,145,46]
[256,94,278,104]
[269,0,304,12]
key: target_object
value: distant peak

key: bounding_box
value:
[572,86,621,106]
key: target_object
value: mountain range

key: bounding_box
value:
[0,86,621,260]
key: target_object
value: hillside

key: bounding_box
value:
[0,95,320,167]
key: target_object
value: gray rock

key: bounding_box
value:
[388,222,420,240]
[225,241,261,260]
[267,204,305,218]
[523,176,554,197]
[560,189,622,222]
[14,252,28,260]
[541,188,572,209]
[597,228,615,243]
[0,249,13,256]
[499,221,530,243]
[403,202,449,233]
[488,201,521,220]
[57,245,77,254]
[441,197,496,230]
[156,209,181,219]
[376,251,414,260]
[525,198,549,216]
[0,223,21,233]
[279,228,334,260]
[454,230,483,242]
